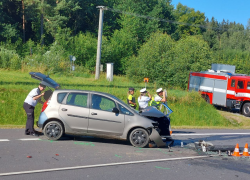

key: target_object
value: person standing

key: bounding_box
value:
[127,87,136,109]
[138,88,151,111]
[150,88,170,137]
[23,83,46,136]
[149,88,166,108]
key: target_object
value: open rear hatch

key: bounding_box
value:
[29,72,60,101]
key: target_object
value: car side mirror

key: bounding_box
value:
[112,107,119,113]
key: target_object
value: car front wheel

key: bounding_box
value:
[129,128,149,148]
[43,121,63,140]
[242,103,250,117]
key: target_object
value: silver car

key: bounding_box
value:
[30,72,171,148]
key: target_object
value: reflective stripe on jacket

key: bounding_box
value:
[149,94,161,107]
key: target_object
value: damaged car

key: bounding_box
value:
[30,72,172,148]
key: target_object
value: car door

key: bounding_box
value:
[88,94,125,136]
[59,92,89,133]
[235,79,246,97]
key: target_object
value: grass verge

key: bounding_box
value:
[0,70,248,129]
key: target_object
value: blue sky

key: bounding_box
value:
[171,0,249,28]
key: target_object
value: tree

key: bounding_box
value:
[126,32,174,85]
[174,3,205,38]
[112,0,176,43]
[202,17,219,50]
[0,0,21,42]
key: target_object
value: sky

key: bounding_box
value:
[171,0,250,28]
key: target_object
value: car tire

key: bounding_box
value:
[43,121,64,140]
[129,128,149,148]
[242,103,250,117]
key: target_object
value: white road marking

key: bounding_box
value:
[0,139,9,142]
[172,133,250,136]
[0,133,249,142]
[18,138,41,141]
[0,155,212,176]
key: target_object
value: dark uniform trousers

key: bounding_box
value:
[23,102,35,134]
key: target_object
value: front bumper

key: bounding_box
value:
[149,128,166,148]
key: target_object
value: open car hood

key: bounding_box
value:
[29,72,60,89]
[140,106,165,118]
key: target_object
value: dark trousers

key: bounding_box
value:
[23,102,35,134]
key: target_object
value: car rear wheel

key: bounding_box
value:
[242,103,250,117]
[43,121,63,140]
[129,128,149,148]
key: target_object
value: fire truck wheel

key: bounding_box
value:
[242,103,250,117]
[205,95,210,104]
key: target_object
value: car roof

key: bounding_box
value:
[54,89,112,96]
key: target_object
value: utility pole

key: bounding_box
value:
[95,6,106,80]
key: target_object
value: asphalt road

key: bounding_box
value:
[0,129,250,180]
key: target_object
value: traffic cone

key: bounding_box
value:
[242,143,250,157]
[232,143,241,157]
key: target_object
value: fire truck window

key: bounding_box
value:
[231,80,235,87]
[247,82,250,90]
[237,81,244,89]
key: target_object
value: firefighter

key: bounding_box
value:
[127,87,137,109]
[138,88,151,111]
[149,88,167,108]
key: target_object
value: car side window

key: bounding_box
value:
[91,94,116,111]
[231,79,235,87]
[237,81,244,89]
[66,93,88,107]
[57,93,67,103]
[118,104,133,116]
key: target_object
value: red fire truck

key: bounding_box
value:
[188,64,250,117]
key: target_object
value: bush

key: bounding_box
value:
[71,32,97,72]
[127,33,212,89]
[22,43,70,74]
[0,47,21,70]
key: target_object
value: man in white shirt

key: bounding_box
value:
[138,88,151,111]
[23,83,46,136]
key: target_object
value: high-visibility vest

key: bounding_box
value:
[127,94,135,107]
[149,94,161,107]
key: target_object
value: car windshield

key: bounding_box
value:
[111,95,139,114]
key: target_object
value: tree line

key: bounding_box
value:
[0,0,250,88]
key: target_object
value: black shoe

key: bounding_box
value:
[34,130,43,135]
[25,132,30,135]
[30,133,39,137]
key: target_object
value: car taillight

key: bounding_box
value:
[41,100,50,112]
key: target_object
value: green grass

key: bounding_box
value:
[0,69,238,128]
